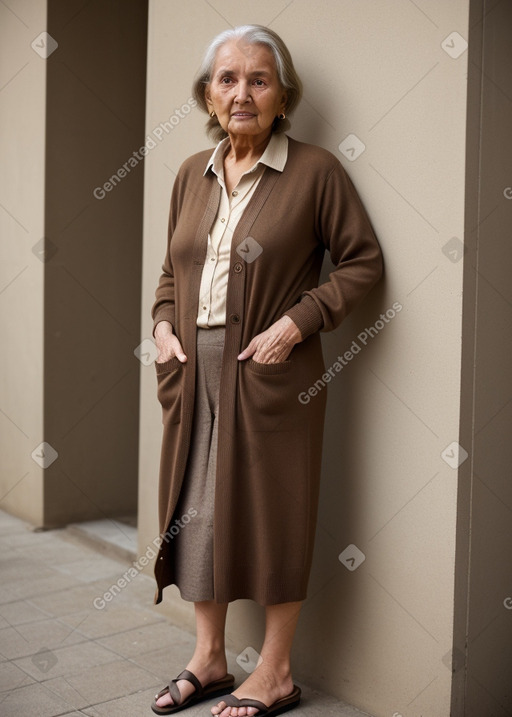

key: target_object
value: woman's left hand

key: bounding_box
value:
[238,315,302,364]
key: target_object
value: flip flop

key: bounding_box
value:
[220,685,301,716]
[151,669,235,715]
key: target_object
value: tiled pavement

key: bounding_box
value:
[0,509,370,717]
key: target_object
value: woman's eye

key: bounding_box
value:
[221,77,232,84]
[253,79,265,86]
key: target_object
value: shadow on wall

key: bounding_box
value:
[41,0,148,526]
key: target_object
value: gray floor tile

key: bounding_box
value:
[0,599,51,626]
[96,619,185,659]
[67,518,137,557]
[44,658,158,709]
[13,535,97,566]
[53,554,131,583]
[0,682,72,717]
[59,604,164,640]
[0,660,35,692]
[0,556,58,586]
[34,675,92,713]
[0,585,19,606]
[81,686,162,716]
[0,617,87,660]
[6,572,81,601]
[13,640,120,681]
[0,512,31,534]
[107,571,157,606]
[29,582,121,618]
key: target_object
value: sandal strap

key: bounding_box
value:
[169,669,203,704]
[223,694,268,714]
[167,680,182,705]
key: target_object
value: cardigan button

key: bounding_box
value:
[229,313,241,324]
[233,262,243,273]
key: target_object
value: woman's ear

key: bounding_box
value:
[205,86,212,110]
[280,90,288,114]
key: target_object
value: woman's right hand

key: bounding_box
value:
[154,321,187,363]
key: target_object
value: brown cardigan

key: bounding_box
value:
[152,135,383,605]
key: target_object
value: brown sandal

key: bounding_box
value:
[151,669,235,715]
[220,685,301,716]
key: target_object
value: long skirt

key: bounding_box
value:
[171,326,225,601]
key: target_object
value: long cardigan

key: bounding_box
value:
[152,135,383,605]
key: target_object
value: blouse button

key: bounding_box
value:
[230,313,241,324]
[232,190,238,196]
[220,217,226,223]
[233,262,243,273]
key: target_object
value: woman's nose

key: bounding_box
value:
[234,80,250,103]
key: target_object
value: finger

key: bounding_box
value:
[238,339,257,361]
[172,339,187,363]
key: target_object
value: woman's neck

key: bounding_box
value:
[225,130,272,166]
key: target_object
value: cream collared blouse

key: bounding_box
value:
[197,132,289,327]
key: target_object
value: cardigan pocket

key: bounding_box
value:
[155,356,183,424]
[240,358,297,431]
[247,358,292,375]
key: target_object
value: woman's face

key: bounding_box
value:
[205,39,287,142]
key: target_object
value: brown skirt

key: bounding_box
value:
[171,327,225,602]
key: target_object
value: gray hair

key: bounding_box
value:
[192,25,303,142]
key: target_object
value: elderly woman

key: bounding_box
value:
[151,24,382,717]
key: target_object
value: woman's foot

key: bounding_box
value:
[155,651,228,709]
[211,660,294,717]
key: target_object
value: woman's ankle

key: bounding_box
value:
[257,653,292,679]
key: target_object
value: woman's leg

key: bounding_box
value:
[155,600,229,708]
[212,601,302,717]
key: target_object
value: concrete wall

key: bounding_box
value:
[0,0,47,525]
[4,0,510,714]
[41,0,147,526]
[0,0,147,527]
[138,2,470,716]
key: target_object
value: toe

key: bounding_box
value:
[156,694,173,708]
[211,702,225,716]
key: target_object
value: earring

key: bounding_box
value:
[210,110,216,118]
[278,112,286,120]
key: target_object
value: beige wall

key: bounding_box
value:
[0,0,47,524]
[4,1,509,714]
[0,0,147,527]
[138,2,470,716]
